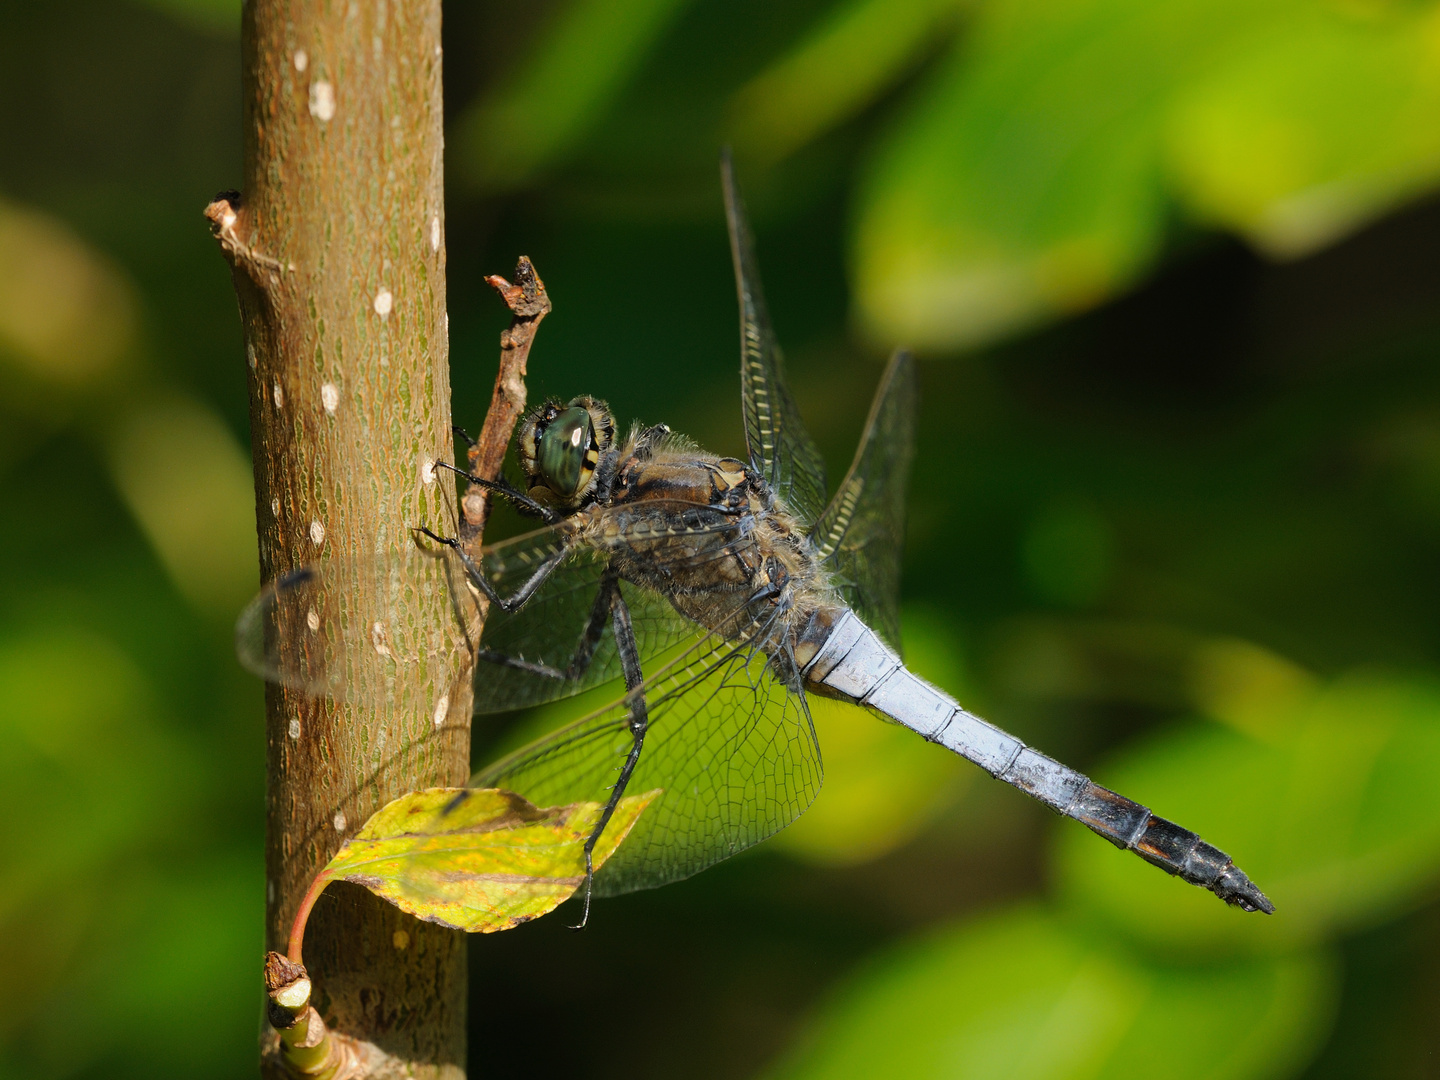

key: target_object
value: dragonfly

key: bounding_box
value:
[240,155,1273,926]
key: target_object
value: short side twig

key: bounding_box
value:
[203,190,294,279]
[261,951,362,1079]
[460,256,551,549]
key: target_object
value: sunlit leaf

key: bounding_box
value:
[316,787,659,932]
[852,0,1440,351]
[852,0,1192,351]
[765,905,1335,1080]
[1166,4,1440,257]
[454,0,693,191]
[1056,673,1440,956]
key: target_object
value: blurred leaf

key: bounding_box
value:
[455,0,693,191]
[106,394,257,616]
[0,628,196,920]
[1056,672,1440,956]
[727,0,964,165]
[1166,4,1440,257]
[1185,638,1316,741]
[765,904,1335,1080]
[775,605,971,865]
[0,196,136,387]
[129,0,240,36]
[853,0,1186,350]
[23,854,258,1078]
[317,787,658,932]
[0,626,209,1062]
[852,0,1440,351]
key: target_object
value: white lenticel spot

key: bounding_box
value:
[422,458,436,484]
[272,382,284,408]
[293,49,308,72]
[333,810,347,833]
[321,382,339,414]
[433,694,449,727]
[309,520,325,545]
[309,80,336,122]
[271,496,281,517]
[288,718,301,740]
[268,880,276,903]
[372,621,391,656]
[373,287,393,317]
[247,342,257,369]
[306,608,320,632]
[393,929,410,950]
[430,215,441,252]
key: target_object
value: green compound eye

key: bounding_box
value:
[537,406,594,498]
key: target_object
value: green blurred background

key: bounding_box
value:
[3,0,1440,1076]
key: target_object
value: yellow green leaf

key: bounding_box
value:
[765,905,1336,1080]
[1055,673,1440,956]
[317,787,660,934]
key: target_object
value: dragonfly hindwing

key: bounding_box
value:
[810,350,917,652]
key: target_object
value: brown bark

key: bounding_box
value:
[210,2,468,1075]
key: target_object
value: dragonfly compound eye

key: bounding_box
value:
[537,405,594,498]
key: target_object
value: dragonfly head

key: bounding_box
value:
[517,395,616,510]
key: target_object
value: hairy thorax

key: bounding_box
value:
[571,436,837,648]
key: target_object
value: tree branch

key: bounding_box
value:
[460,256,552,547]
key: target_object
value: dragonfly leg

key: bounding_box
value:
[415,526,568,613]
[570,584,649,930]
[563,572,619,682]
[434,460,562,523]
[472,570,619,683]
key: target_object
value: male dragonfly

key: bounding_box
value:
[240,155,1273,926]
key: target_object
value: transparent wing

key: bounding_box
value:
[235,540,480,703]
[472,504,753,713]
[809,350,917,651]
[472,616,822,896]
[722,151,829,526]
[237,504,760,714]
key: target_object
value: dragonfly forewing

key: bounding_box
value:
[235,541,480,707]
[722,151,829,526]
[238,504,770,716]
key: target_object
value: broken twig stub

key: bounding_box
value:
[461,256,551,546]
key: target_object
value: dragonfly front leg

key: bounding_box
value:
[572,582,649,930]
